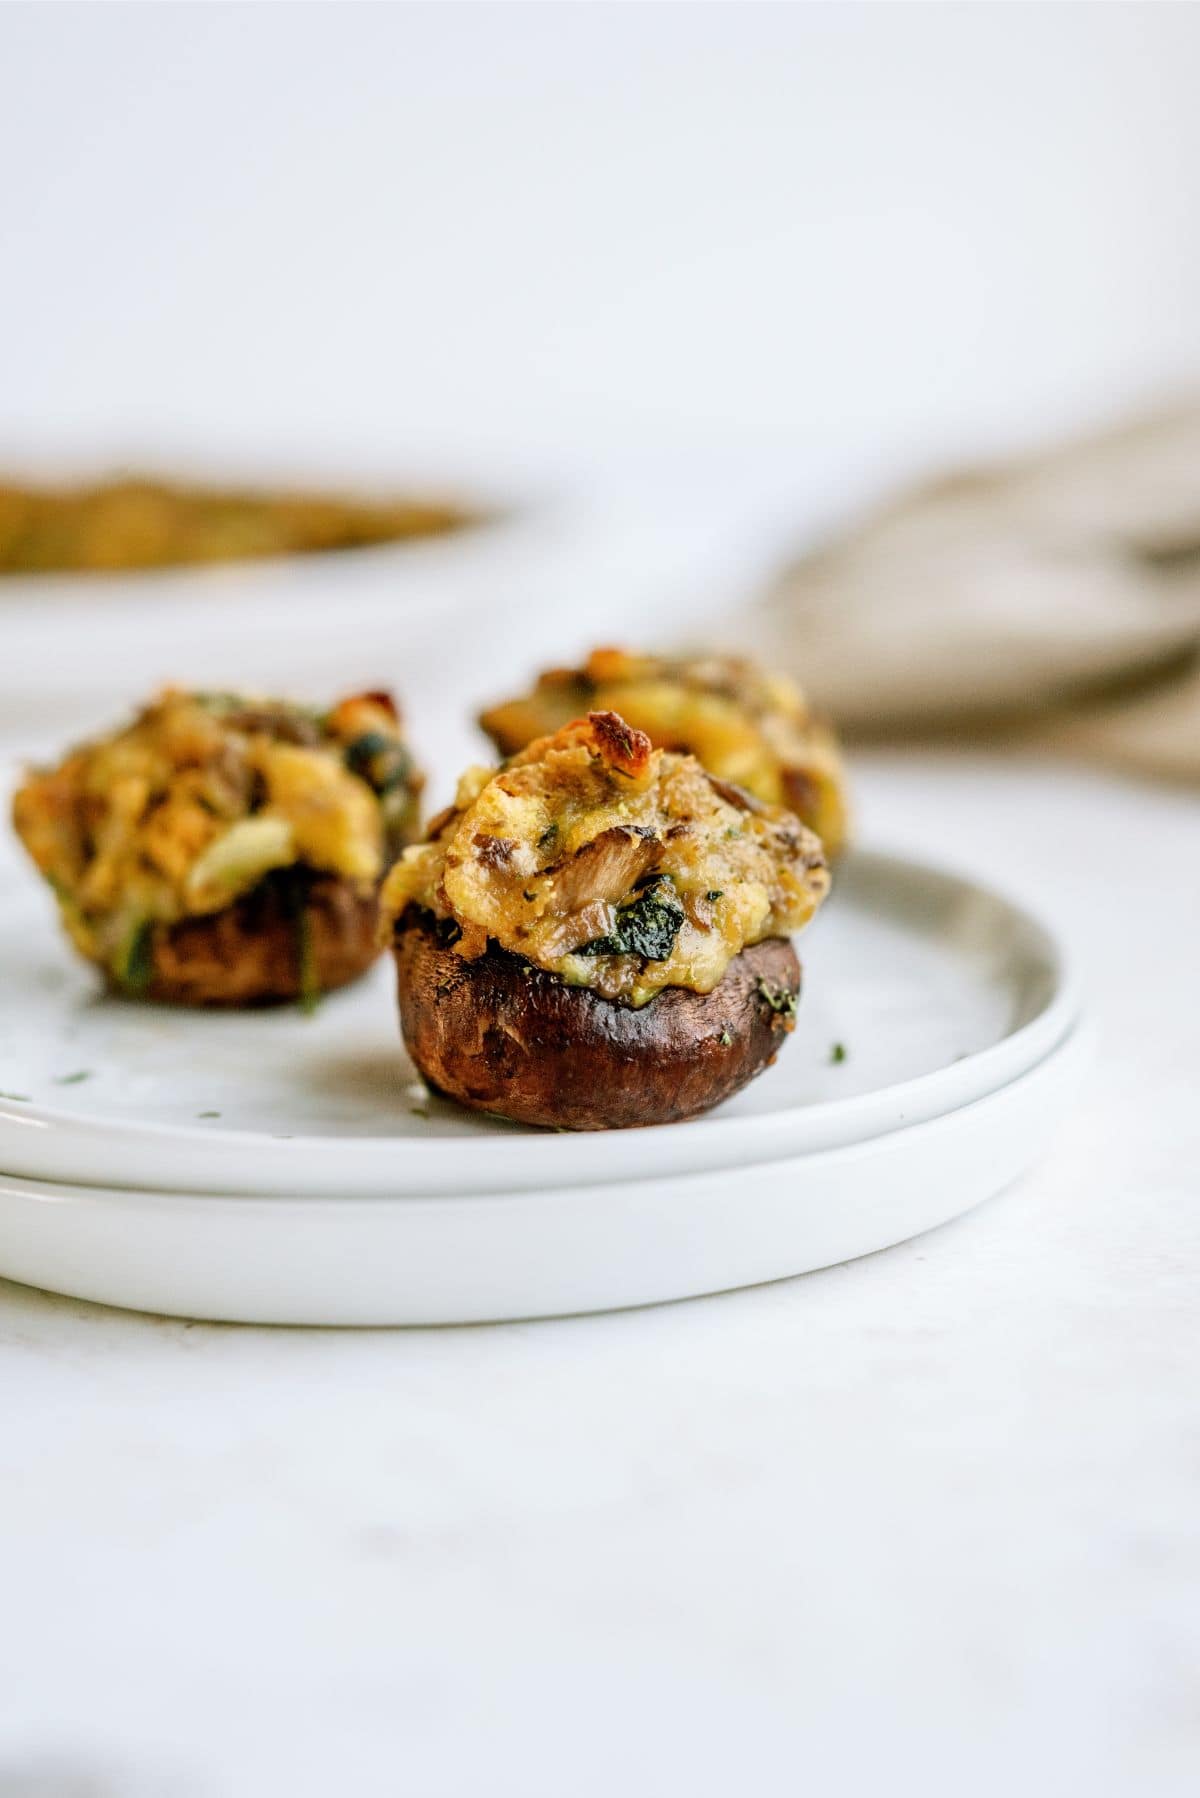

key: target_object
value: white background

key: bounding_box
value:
[1,7,1198,1795]
[4,1,1200,511]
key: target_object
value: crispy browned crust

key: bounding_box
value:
[114,874,380,1007]
[393,910,801,1130]
[585,709,653,779]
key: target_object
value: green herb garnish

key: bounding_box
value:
[0,1091,30,1103]
[192,691,245,712]
[830,1042,847,1064]
[116,920,155,995]
[297,905,319,1015]
[280,871,321,1015]
[578,875,685,962]
[755,977,798,1020]
[197,1110,221,1119]
[54,1071,91,1086]
[344,731,411,795]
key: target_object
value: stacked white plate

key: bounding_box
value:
[0,843,1085,1324]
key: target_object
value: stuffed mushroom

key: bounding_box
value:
[381,710,830,1129]
[480,646,849,856]
[12,687,423,1006]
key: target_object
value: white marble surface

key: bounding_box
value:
[0,748,1196,1797]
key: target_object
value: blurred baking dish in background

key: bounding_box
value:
[0,474,477,576]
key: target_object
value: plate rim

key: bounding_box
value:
[0,1023,1089,1325]
[0,1016,1086,1211]
[0,846,1083,1198]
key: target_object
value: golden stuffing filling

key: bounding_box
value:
[381,711,829,1007]
[0,476,473,575]
[13,688,422,982]
[480,646,849,856]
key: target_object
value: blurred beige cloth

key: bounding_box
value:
[748,403,1200,780]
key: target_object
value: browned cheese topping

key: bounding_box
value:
[381,711,829,1006]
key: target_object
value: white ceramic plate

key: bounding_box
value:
[0,1024,1086,1324]
[0,850,1077,1200]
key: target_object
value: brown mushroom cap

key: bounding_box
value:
[394,908,802,1130]
[117,874,380,1007]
